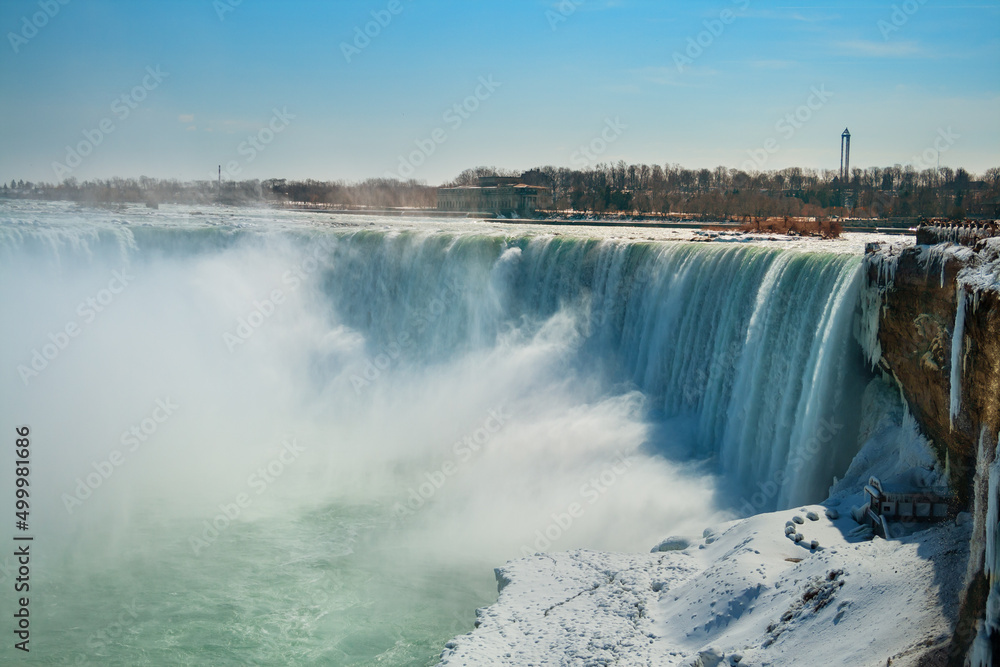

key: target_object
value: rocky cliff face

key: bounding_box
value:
[864,242,999,495]
[862,234,1000,666]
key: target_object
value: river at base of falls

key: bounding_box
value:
[34,504,491,666]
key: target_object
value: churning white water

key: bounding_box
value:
[0,201,871,664]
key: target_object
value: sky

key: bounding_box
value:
[0,0,998,186]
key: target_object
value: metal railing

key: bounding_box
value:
[916,220,999,247]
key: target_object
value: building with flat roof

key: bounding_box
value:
[437,176,549,218]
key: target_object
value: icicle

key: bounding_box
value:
[855,285,883,368]
[949,286,967,430]
[970,431,1000,667]
[985,431,1000,579]
[855,245,900,369]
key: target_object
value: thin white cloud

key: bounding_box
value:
[835,39,924,58]
[178,114,195,123]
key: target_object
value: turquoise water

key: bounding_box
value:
[33,504,494,666]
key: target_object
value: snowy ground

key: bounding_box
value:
[474,225,908,256]
[437,506,968,667]
[0,200,908,256]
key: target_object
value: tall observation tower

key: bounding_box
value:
[840,128,851,182]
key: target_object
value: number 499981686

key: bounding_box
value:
[15,427,30,532]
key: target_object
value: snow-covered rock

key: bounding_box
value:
[692,646,725,666]
[653,536,692,552]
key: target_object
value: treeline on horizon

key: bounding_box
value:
[3,162,999,219]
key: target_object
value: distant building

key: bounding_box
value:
[840,128,851,182]
[437,176,549,218]
[840,128,853,208]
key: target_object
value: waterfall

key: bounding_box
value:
[312,231,868,509]
[1,205,869,516]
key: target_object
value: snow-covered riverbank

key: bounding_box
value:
[438,505,968,666]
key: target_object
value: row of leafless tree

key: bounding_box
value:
[2,177,437,209]
[498,163,999,219]
[5,163,998,219]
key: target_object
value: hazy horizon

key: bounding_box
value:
[2,1,998,186]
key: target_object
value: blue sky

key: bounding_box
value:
[1,0,997,185]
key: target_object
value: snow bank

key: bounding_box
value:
[958,237,1000,295]
[438,507,968,666]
